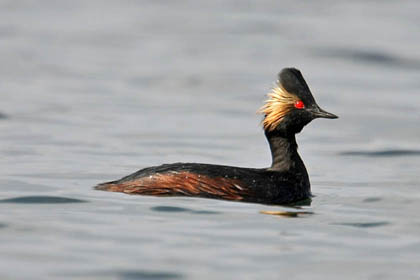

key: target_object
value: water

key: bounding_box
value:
[1,1,420,279]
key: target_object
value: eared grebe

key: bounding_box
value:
[95,68,338,205]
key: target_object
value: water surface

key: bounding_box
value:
[1,1,420,279]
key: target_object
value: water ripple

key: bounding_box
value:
[340,149,420,157]
[363,197,382,203]
[334,221,390,228]
[0,196,87,204]
[151,205,219,215]
[117,270,183,280]
[313,47,420,70]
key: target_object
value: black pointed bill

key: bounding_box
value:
[309,107,338,119]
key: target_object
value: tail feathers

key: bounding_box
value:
[95,181,188,196]
[94,171,250,200]
[94,181,123,192]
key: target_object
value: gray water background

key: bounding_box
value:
[1,1,420,279]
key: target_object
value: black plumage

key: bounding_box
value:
[96,68,338,205]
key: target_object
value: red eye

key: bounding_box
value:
[294,100,305,109]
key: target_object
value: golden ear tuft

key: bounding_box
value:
[258,84,300,131]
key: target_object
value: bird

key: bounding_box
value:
[95,68,338,205]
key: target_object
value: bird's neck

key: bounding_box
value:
[265,131,301,171]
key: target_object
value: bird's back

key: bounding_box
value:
[95,162,310,205]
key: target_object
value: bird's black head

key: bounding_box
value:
[260,68,338,136]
